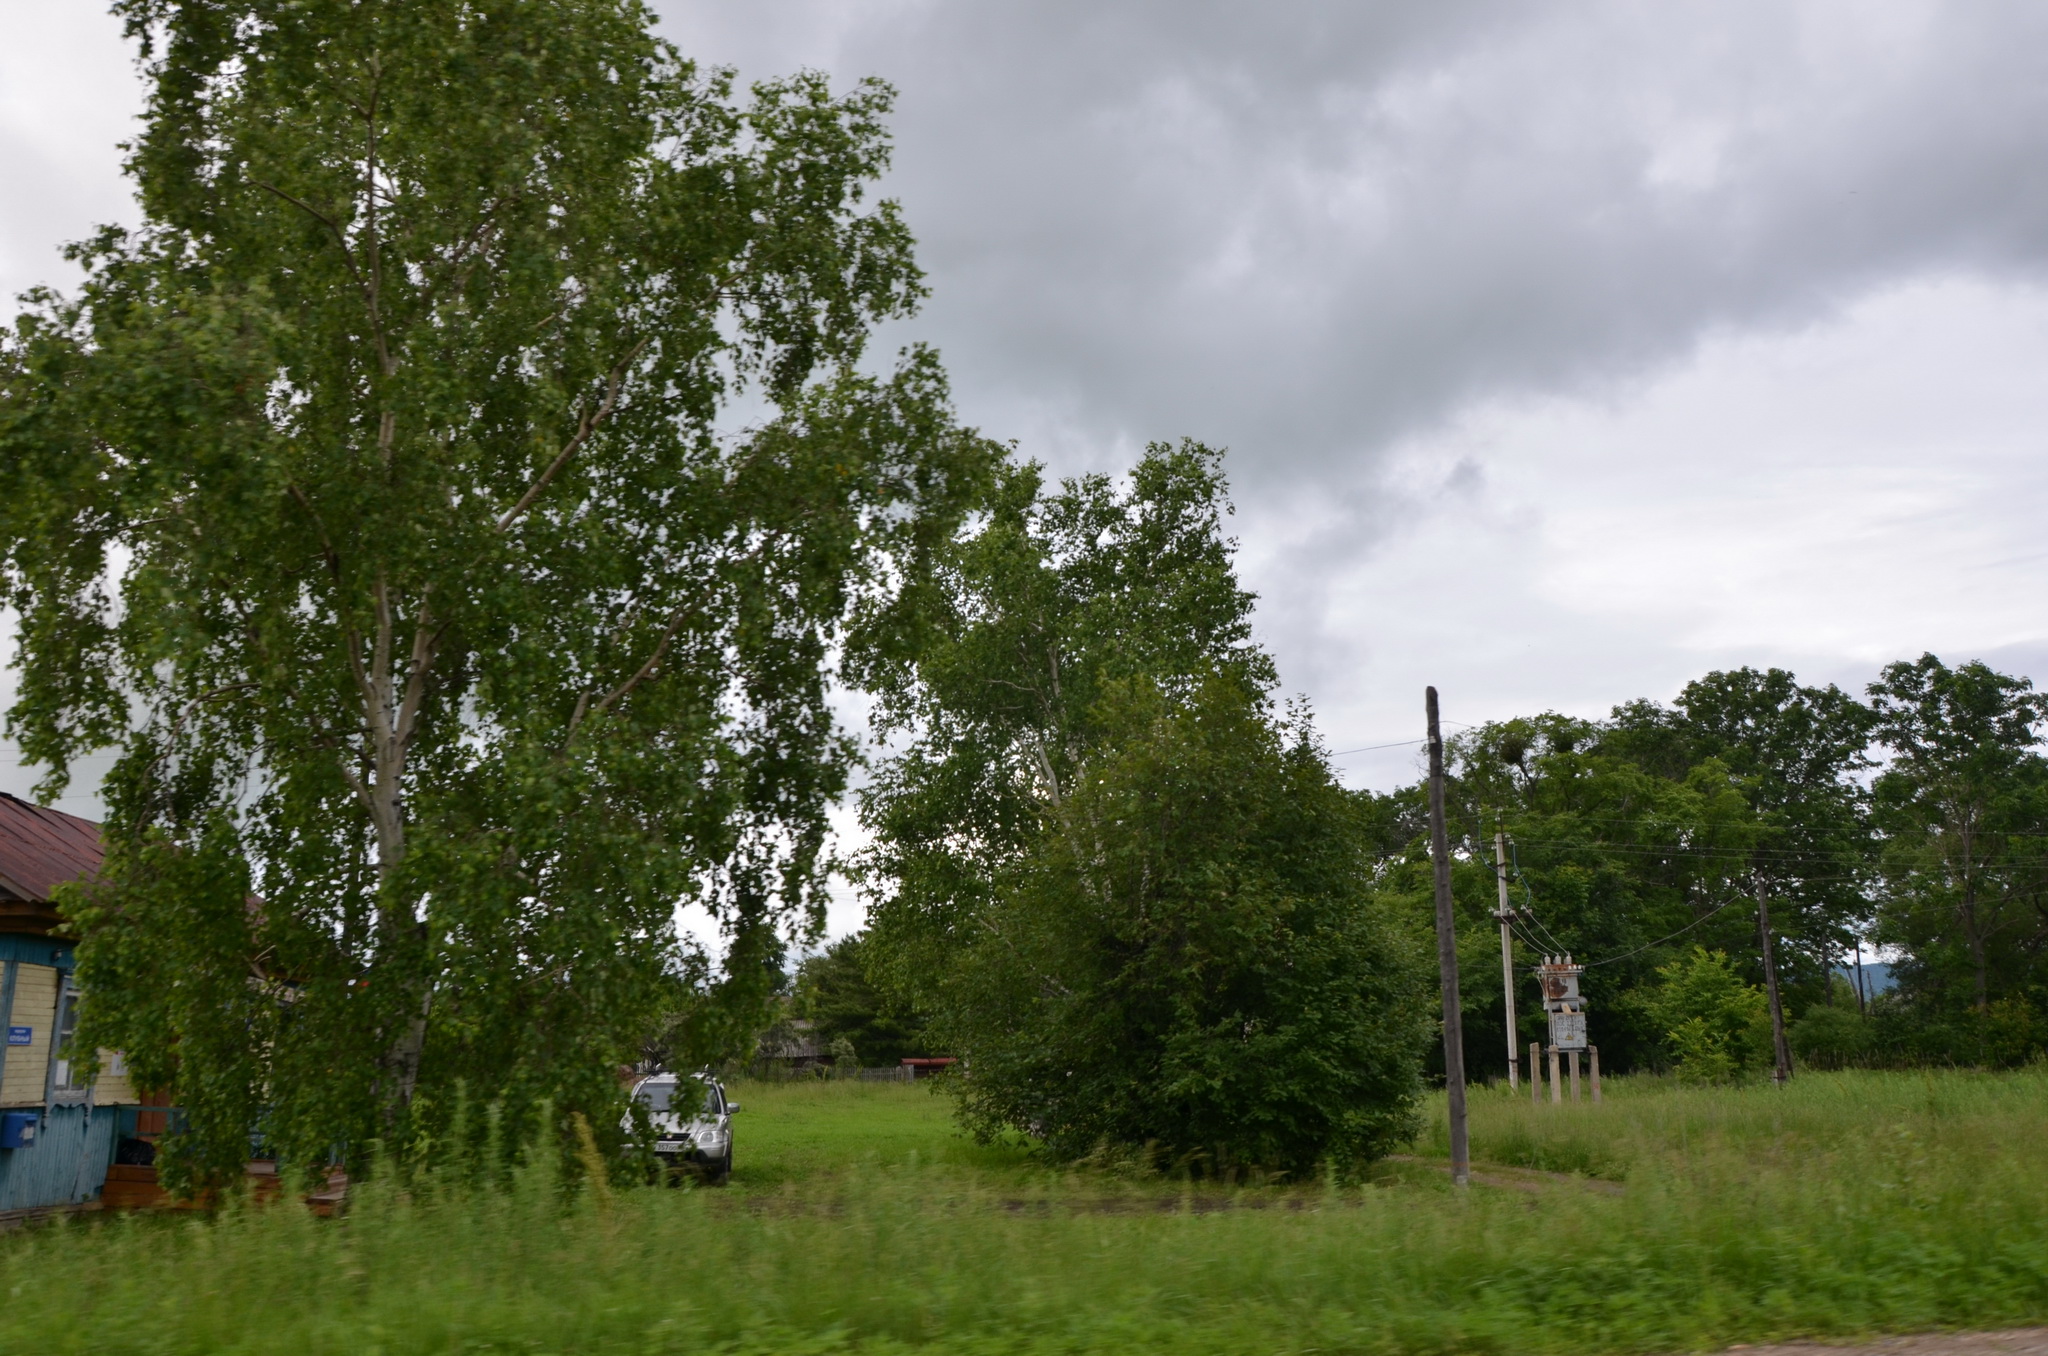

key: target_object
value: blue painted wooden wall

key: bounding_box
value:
[0,1102,115,1212]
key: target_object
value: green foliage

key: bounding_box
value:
[861,446,1424,1173]
[1789,1003,1871,1071]
[1641,947,1773,1082]
[1424,668,1889,1076]
[1432,712,1764,1072]
[1869,654,2048,1016]
[0,0,997,1190]
[1778,980,2047,1076]
[860,441,1274,1006]
[937,676,1429,1176]
[794,934,928,1066]
[1823,993,2048,1071]
[8,1072,2048,1354]
[1671,668,1878,983]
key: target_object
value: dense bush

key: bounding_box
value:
[1788,1004,1868,1070]
[935,678,1432,1178]
[1639,947,1774,1082]
[1791,993,2048,1070]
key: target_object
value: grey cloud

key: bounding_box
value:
[0,15,141,306]
[662,0,2048,770]
[8,3,2048,812]
[657,1,2048,502]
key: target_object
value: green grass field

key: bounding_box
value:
[7,1069,2048,1355]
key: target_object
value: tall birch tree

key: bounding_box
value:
[0,0,994,1187]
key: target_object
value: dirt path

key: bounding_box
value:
[1722,1331,2048,1356]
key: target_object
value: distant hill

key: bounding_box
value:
[1832,961,1897,997]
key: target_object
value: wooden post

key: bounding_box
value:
[1568,1049,1580,1102]
[1529,1042,1541,1106]
[1494,831,1519,1091]
[1757,880,1792,1084]
[1588,1045,1602,1103]
[1547,1045,1561,1104]
[1426,687,1470,1187]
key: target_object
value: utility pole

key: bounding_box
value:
[1757,878,1792,1084]
[1494,830,1518,1090]
[1426,687,1470,1187]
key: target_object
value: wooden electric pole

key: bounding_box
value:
[1757,878,1792,1084]
[1426,687,1470,1186]
[1494,830,1519,1090]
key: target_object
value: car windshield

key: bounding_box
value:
[636,1079,714,1117]
[635,1080,681,1113]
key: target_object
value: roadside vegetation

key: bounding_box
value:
[4,13,2048,1355]
[7,0,2048,1194]
[7,1070,2048,1356]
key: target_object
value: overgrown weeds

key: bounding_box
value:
[6,1070,2047,1355]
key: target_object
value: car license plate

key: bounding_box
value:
[655,1140,686,1153]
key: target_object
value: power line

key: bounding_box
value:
[1504,837,2048,879]
[1328,739,1423,757]
[1327,721,1473,759]
[1505,840,1575,957]
[1580,898,1741,969]
[1471,840,1572,960]
[1507,838,1865,863]
[1496,834,1825,974]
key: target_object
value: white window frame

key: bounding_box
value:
[46,976,87,1105]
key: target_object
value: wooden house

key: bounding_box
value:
[0,793,156,1222]
[754,1018,828,1071]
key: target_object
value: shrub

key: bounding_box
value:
[1789,1004,1869,1070]
[935,677,1431,1178]
[1642,947,1773,1082]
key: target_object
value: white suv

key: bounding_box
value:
[626,1072,737,1184]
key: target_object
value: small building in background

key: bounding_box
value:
[754,1018,828,1073]
[0,792,153,1222]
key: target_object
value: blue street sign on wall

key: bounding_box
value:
[6,1027,31,1046]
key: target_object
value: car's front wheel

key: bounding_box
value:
[707,1151,732,1186]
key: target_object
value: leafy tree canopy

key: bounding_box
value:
[1391,658,2048,1074]
[1640,947,1772,1084]
[935,675,1429,1176]
[859,441,1273,1006]
[1427,712,1761,1071]
[793,933,928,1067]
[859,444,1425,1173]
[0,0,997,1189]
[1869,655,2048,1014]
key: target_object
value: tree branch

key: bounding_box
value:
[392,589,445,751]
[251,181,373,308]
[286,484,344,582]
[561,601,694,748]
[496,337,651,532]
[594,603,692,719]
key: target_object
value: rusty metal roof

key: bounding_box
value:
[0,793,103,906]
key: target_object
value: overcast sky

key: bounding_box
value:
[6,3,2048,933]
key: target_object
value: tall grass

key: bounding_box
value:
[1441,1065,2048,1179]
[6,1069,2048,1355]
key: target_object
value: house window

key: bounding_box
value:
[49,980,86,1098]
